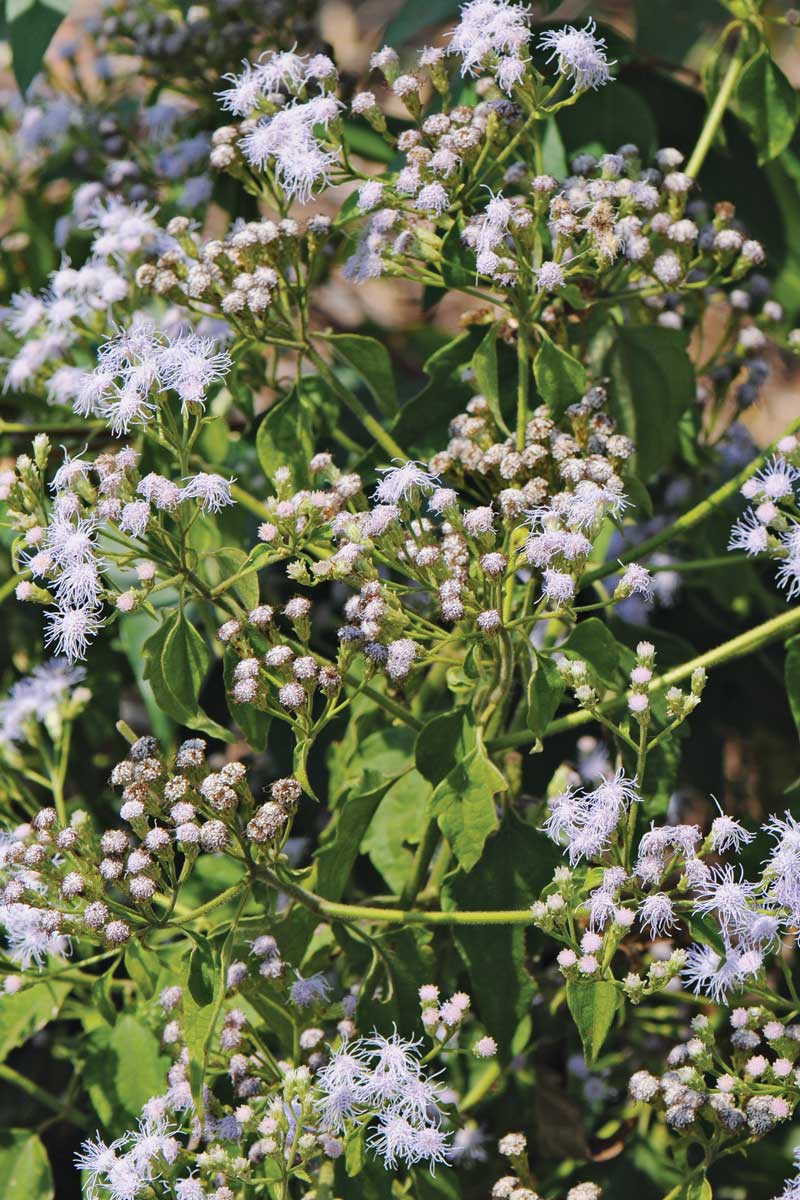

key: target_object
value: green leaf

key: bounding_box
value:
[562,617,621,682]
[255,378,327,490]
[526,653,565,738]
[737,50,799,165]
[635,0,724,64]
[565,978,620,1065]
[124,941,160,999]
[383,0,461,43]
[315,727,417,900]
[785,634,800,739]
[443,817,560,1051]
[162,610,210,714]
[390,330,480,457]
[534,333,586,419]
[187,939,216,1007]
[327,333,398,418]
[7,0,72,93]
[663,1177,713,1200]
[608,326,695,480]
[108,1015,170,1120]
[471,326,509,434]
[0,979,70,1062]
[204,546,259,610]
[0,1129,53,1199]
[362,769,430,892]
[429,715,504,870]
[182,943,222,1111]
[557,81,657,159]
[143,614,233,742]
[415,709,465,786]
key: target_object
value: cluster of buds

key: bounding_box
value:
[629,1007,799,1140]
[0,732,308,980]
[493,1131,602,1200]
[138,211,333,338]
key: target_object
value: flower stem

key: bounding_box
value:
[685,32,748,179]
[581,414,800,588]
[491,603,800,749]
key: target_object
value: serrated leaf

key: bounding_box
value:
[255,378,333,490]
[534,333,586,419]
[162,610,210,713]
[124,940,159,999]
[443,817,560,1051]
[429,716,504,870]
[362,769,430,892]
[565,978,620,1065]
[415,709,465,786]
[471,326,509,434]
[737,50,798,165]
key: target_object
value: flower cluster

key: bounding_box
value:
[0,734,303,972]
[629,1007,799,1142]
[7,425,236,660]
[729,444,800,599]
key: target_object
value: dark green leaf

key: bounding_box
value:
[785,635,800,739]
[737,51,799,165]
[162,611,210,716]
[608,326,695,480]
[223,645,271,750]
[327,333,398,417]
[7,0,71,93]
[534,333,586,419]
[187,939,216,1007]
[443,817,560,1051]
[415,709,465,786]
[362,769,430,892]
[635,0,724,64]
[255,378,333,489]
[471,326,509,434]
[383,0,461,44]
[390,330,481,457]
[562,617,620,682]
[565,978,620,1065]
[557,82,657,159]
[526,653,564,738]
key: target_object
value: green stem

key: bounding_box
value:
[581,413,800,587]
[0,1063,75,1118]
[307,346,407,462]
[400,821,441,907]
[685,33,748,178]
[260,866,532,926]
[491,604,800,749]
[516,330,530,452]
